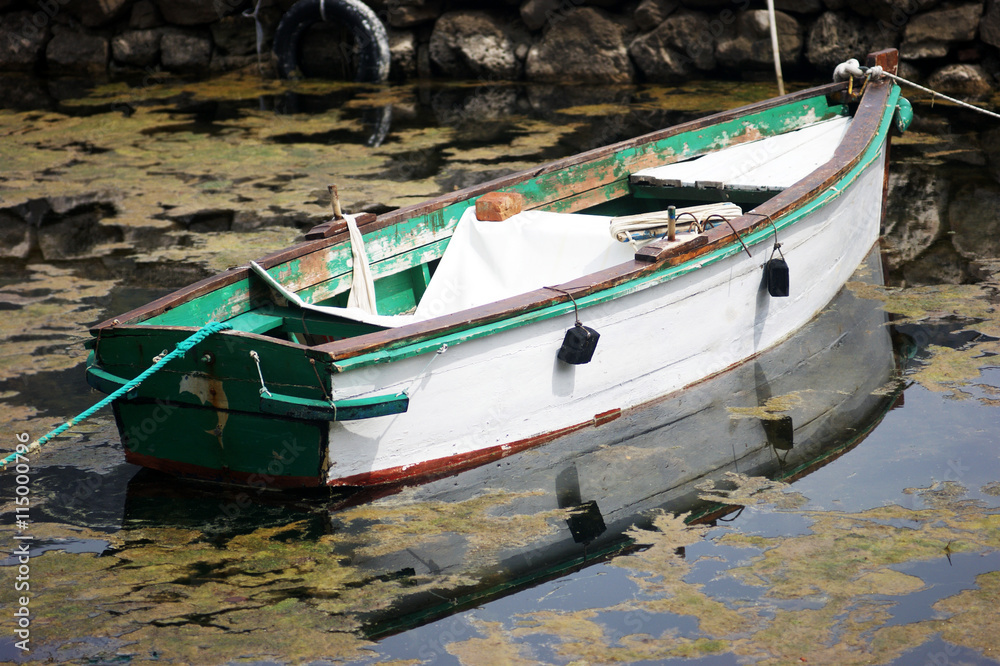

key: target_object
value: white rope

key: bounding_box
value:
[242,0,265,73]
[834,58,1000,122]
[250,350,272,397]
[833,58,864,82]
[610,202,743,249]
[878,69,1000,121]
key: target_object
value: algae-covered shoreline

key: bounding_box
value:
[1,75,1000,664]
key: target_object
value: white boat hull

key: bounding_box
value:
[324,148,887,485]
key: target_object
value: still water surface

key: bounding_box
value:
[0,74,999,664]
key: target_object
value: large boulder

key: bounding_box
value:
[629,10,716,81]
[210,13,260,57]
[525,7,634,83]
[900,3,982,59]
[677,0,735,7]
[130,0,163,29]
[775,0,824,13]
[926,63,992,99]
[904,3,981,41]
[46,24,107,74]
[982,0,1000,47]
[715,9,802,69]
[111,29,162,67]
[843,0,942,23]
[982,126,1000,183]
[160,28,212,71]
[389,29,417,78]
[64,0,130,27]
[805,11,888,71]
[429,11,525,79]
[520,0,563,32]
[634,0,679,31]
[387,0,442,28]
[0,11,50,71]
[155,0,235,25]
[899,40,948,59]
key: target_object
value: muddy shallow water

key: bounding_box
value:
[1,73,1000,665]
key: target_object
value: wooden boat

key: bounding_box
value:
[86,50,910,489]
[119,254,902,637]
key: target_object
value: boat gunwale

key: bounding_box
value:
[90,51,900,368]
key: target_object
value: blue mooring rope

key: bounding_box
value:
[1,320,232,471]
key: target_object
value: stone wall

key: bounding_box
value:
[0,0,997,97]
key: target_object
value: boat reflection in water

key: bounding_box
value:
[327,245,901,637]
[120,246,901,640]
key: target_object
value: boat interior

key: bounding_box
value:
[138,101,857,348]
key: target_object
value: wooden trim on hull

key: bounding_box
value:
[123,450,323,489]
[327,419,595,487]
[325,215,879,489]
[326,188,887,483]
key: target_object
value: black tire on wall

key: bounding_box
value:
[273,0,390,82]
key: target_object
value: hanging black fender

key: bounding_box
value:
[273,0,390,82]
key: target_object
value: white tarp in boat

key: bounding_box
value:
[250,206,633,328]
[413,206,635,320]
[248,260,422,328]
[250,117,855,332]
[631,115,853,190]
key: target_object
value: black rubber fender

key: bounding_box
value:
[273,0,390,82]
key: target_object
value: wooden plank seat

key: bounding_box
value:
[630,115,853,204]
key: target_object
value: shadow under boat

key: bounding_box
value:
[120,245,903,639]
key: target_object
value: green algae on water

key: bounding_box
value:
[847,274,1000,395]
[727,391,803,420]
[498,481,1000,666]
[0,490,573,665]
